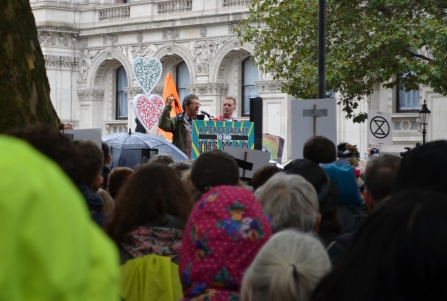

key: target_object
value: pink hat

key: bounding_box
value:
[179,186,272,301]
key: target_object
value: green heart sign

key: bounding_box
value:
[132,57,162,94]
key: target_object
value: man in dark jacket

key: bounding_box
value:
[158,94,200,158]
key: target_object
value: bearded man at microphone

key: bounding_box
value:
[158,94,201,158]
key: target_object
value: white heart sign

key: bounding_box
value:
[133,94,164,132]
[132,57,162,94]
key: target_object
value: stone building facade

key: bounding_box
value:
[31,0,446,162]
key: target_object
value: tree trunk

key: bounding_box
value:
[0,0,60,133]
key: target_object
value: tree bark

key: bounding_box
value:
[0,0,60,133]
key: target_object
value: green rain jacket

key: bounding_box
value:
[0,136,120,301]
[158,104,190,156]
[120,254,183,301]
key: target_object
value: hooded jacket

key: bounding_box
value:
[0,136,119,301]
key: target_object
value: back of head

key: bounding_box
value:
[303,136,336,164]
[105,164,193,244]
[284,159,342,241]
[97,189,115,214]
[107,167,134,199]
[252,165,282,191]
[241,230,330,301]
[77,140,104,189]
[394,140,447,195]
[284,159,336,213]
[255,173,319,233]
[365,154,401,204]
[313,190,447,301]
[101,141,110,166]
[0,135,119,301]
[6,124,83,187]
[191,149,240,193]
[168,160,193,178]
[180,186,272,300]
[148,153,175,165]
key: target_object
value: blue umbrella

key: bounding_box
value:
[102,132,188,169]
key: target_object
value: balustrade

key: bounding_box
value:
[98,5,130,21]
[157,0,192,14]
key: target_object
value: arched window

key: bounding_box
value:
[176,61,190,104]
[116,66,128,119]
[242,57,259,116]
[397,72,420,112]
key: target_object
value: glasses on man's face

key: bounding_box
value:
[189,102,201,107]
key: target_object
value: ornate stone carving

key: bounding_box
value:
[50,35,57,45]
[44,55,60,67]
[124,87,144,98]
[78,49,100,82]
[186,83,229,95]
[193,39,231,74]
[153,87,164,95]
[199,26,207,37]
[255,80,282,92]
[103,35,118,45]
[165,42,174,52]
[193,41,211,74]
[58,33,70,46]
[136,32,143,43]
[228,24,236,34]
[81,38,88,48]
[162,29,179,40]
[44,55,76,69]
[61,56,75,68]
[77,89,105,101]
[131,44,157,59]
[38,32,47,45]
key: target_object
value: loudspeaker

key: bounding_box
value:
[249,96,263,150]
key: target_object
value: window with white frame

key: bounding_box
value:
[397,72,420,112]
[116,66,128,119]
[176,61,191,104]
[242,57,259,116]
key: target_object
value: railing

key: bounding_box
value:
[157,0,192,14]
[104,121,128,135]
[98,6,130,21]
[222,0,252,7]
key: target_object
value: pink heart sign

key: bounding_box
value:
[133,94,164,132]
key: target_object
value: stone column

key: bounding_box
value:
[77,89,105,129]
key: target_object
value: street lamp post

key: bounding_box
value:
[419,99,431,144]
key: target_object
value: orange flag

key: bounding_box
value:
[156,73,183,141]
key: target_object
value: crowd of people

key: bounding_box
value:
[3,122,447,301]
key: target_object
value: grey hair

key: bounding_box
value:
[240,230,331,301]
[224,96,237,106]
[255,173,319,233]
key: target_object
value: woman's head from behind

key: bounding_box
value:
[313,190,447,301]
[179,186,272,300]
[255,173,320,233]
[107,167,134,199]
[105,164,192,244]
[241,230,330,301]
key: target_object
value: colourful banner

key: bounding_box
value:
[191,121,255,159]
[262,133,285,163]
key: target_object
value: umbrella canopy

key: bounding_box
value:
[102,132,188,169]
